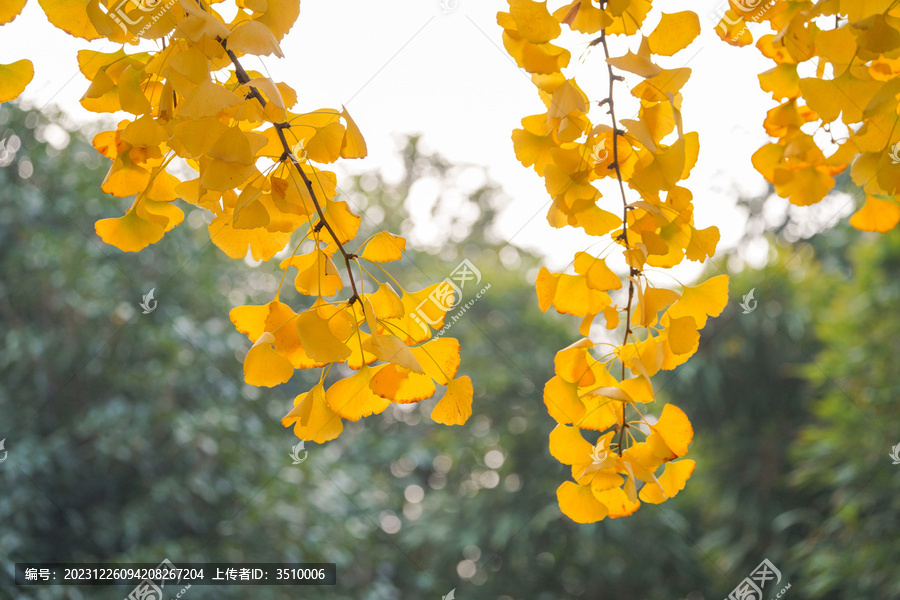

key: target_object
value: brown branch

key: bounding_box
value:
[598,30,636,457]
[220,45,361,306]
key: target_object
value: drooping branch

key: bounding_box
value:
[597,29,635,456]
[219,44,362,306]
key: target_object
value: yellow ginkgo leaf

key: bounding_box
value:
[589,470,625,492]
[849,194,900,233]
[37,0,100,40]
[758,63,800,101]
[535,266,559,312]
[177,81,243,120]
[508,0,561,44]
[605,0,651,36]
[630,134,699,195]
[607,35,659,78]
[95,207,168,252]
[359,231,406,263]
[230,303,271,342]
[649,403,693,459]
[243,332,294,387]
[362,335,424,373]
[631,67,692,103]
[553,338,596,386]
[369,364,436,404]
[573,252,622,291]
[199,156,257,192]
[623,441,665,481]
[171,117,228,159]
[117,65,151,115]
[666,274,729,329]
[548,424,593,465]
[715,10,752,47]
[431,375,473,426]
[325,366,391,421]
[317,200,361,250]
[568,202,620,236]
[552,0,612,34]
[340,105,367,159]
[410,338,461,385]
[686,225,721,262]
[121,115,168,149]
[0,0,26,25]
[282,250,343,297]
[228,20,284,58]
[295,309,352,363]
[282,383,343,443]
[578,393,623,431]
[635,286,679,327]
[543,375,585,424]
[501,30,571,75]
[366,282,406,320]
[230,300,322,370]
[647,12,700,56]
[592,486,640,518]
[638,459,695,504]
[667,315,699,356]
[551,274,612,317]
[178,10,231,43]
[603,305,619,330]
[556,481,608,523]
[0,59,34,103]
[254,0,301,41]
[208,214,292,261]
[102,152,153,196]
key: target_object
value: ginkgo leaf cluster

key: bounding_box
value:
[500,0,727,522]
[716,0,900,232]
[28,0,474,444]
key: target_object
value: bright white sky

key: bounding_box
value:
[3,0,855,278]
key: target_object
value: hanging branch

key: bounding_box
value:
[222,46,361,305]
[597,29,635,457]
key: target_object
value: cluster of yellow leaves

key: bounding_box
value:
[500,0,728,522]
[0,0,34,103]
[50,0,472,442]
[718,0,900,232]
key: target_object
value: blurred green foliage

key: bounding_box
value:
[0,103,898,600]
